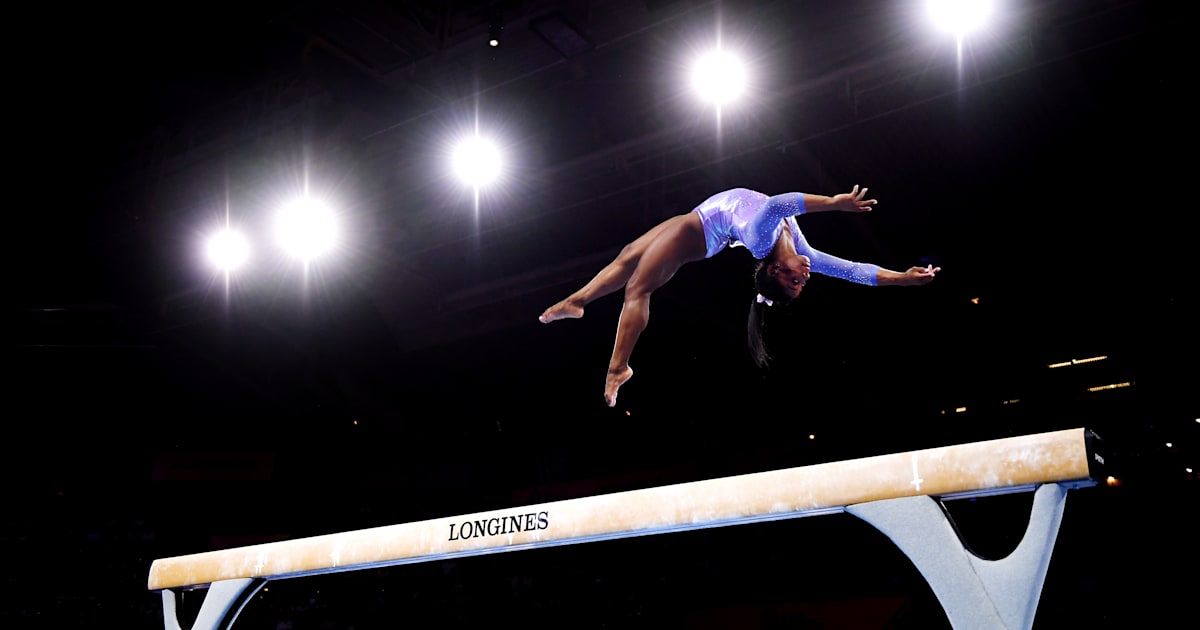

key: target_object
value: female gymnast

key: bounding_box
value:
[538,185,940,407]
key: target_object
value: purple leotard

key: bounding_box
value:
[692,188,880,286]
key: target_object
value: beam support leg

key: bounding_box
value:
[161,578,266,630]
[847,482,1069,629]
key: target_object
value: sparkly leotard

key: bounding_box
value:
[692,187,880,285]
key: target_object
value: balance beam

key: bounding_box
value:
[149,427,1103,630]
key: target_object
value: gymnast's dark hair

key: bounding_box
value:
[747,260,794,368]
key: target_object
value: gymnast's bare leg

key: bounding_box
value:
[538,215,691,324]
[538,213,707,406]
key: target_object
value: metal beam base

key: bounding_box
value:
[161,578,265,630]
[848,482,1070,629]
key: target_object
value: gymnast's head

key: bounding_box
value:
[746,254,811,368]
[754,254,811,303]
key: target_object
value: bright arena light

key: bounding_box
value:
[205,228,250,272]
[452,136,502,187]
[275,197,337,262]
[927,0,992,37]
[691,50,745,106]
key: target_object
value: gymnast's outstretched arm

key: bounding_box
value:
[738,186,878,257]
[751,185,877,226]
[875,265,940,286]
[795,231,939,287]
[800,185,877,213]
[795,230,939,287]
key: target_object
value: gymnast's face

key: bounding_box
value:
[771,255,811,300]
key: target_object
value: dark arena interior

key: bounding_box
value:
[9,1,1193,628]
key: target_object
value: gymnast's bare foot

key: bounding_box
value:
[604,365,633,407]
[539,299,584,323]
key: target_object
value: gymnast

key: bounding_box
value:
[539,185,941,407]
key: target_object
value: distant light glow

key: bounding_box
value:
[205,228,250,272]
[691,50,745,106]
[1049,355,1108,368]
[452,136,502,187]
[955,406,967,413]
[927,0,992,37]
[275,197,337,261]
[1087,382,1132,392]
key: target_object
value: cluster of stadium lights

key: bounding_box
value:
[202,1,991,274]
[204,196,339,273]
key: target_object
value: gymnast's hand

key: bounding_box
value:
[899,264,940,286]
[831,185,877,213]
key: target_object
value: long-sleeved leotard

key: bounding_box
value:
[691,187,880,285]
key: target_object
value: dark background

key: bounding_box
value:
[8,1,1193,628]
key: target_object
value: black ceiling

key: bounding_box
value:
[15,0,1186,444]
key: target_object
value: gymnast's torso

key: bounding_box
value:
[691,187,880,285]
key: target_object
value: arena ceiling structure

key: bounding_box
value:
[16,0,1181,464]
